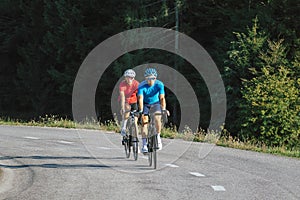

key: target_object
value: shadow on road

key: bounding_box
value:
[0,155,125,169]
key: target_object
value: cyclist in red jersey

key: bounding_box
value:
[119,69,139,136]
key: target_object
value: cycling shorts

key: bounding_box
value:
[142,102,161,115]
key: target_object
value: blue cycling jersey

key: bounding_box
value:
[137,80,165,104]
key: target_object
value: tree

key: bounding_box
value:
[15,0,52,117]
[241,40,300,149]
[0,0,23,116]
[223,17,268,135]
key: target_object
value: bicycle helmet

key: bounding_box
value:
[144,68,157,77]
[123,69,136,77]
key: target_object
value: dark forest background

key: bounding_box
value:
[1,0,299,149]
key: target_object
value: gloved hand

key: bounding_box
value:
[138,110,143,118]
[162,109,170,116]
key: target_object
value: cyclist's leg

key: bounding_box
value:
[121,103,131,136]
[150,103,162,133]
[130,103,139,138]
[152,103,163,150]
[141,103,150,153]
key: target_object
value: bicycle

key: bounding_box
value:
[145,111,168,169]
[122,110,139,160]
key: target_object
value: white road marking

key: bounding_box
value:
[24,136,39,140]
[189,172,205,177]
[211,185,226,191]
[97,147,113,150]
[96,147,122,150]
[58,140,74,144]
[165,164,179,168]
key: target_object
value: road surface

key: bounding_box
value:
[0,125,299,199]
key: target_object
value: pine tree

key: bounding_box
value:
[224,17,268,135]
[241,40,300,149]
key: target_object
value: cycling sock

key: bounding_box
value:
[157,133,161,139]
[121,119,128,130]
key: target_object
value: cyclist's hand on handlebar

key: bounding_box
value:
[162,109,170,116]
[138,110,143,117]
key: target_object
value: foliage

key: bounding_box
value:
[224,17,268,134]
[241,40,300,149]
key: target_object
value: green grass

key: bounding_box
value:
[0,115,299,158]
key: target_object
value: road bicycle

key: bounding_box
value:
[122,110,139,160]
[145,111,168,169]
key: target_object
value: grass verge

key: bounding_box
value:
[0,115,299,158]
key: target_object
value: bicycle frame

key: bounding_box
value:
[146,112,165,169]
[122,110,139,160]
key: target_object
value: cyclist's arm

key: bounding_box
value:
[120,90,126,112]
[138,95,144,112]
[158,82,166,110]
[159,94,166,110]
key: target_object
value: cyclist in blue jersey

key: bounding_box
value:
[138,68,169,153]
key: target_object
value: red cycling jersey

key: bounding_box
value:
[119,79,139,104]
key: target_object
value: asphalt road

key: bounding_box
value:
[0,125,299,200]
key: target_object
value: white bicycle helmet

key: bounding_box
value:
[123,69,136,77]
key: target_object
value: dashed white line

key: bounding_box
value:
[189,172,205,177]
[97,147,113,150]
[96,147,123,150]
[165,164,179,168]
[211,185,226,191]
[24,136,39,140]
[58,140,74,144]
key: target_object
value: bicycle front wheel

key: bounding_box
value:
[148,150,152,166]
[153,134,157,169]
[129,124,138,160]
[123,136,130,158]
[147,136,152,166]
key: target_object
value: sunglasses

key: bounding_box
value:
[146,77,156,80]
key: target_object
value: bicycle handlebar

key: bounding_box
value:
[124,110,140,117]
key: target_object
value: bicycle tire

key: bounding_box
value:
[132,139,138,161]
[148,150,152,166]
[147,135,152,166]
[153,134,157,169]
[124,136,130,158]
[130,124,139,161]
[126,136,131,158]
